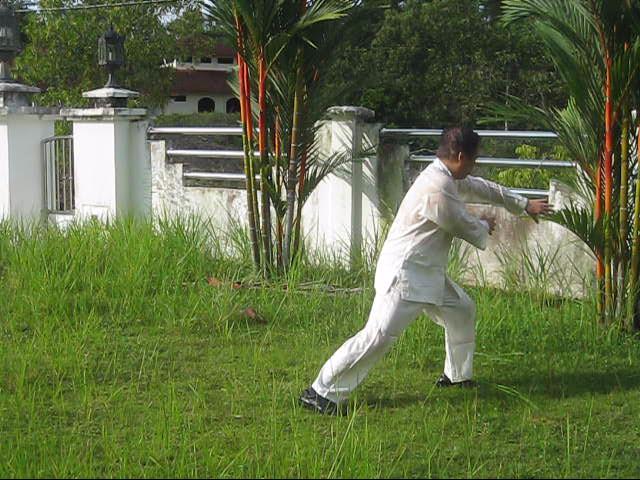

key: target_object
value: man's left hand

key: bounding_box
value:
[526,198,554,220]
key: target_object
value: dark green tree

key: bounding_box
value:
[14,0,179,108]
[167,4,228,65]
[325,0,566,128]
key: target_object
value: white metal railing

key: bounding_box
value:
[151,126,570,197]
[410,155,574,168]
[167,149,258,158]
[384,128,568,198]
[509,188,550,198]
[148,127,243,136]
[380,128,558,139]
[183,172,260,181]
[42,135,74,213]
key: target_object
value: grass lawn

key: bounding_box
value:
[1,219,639,478]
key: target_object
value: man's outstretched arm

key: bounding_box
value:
[457,176,553,220]
[457,175,528,213]
[420,190,491,250]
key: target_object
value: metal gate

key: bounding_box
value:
[42,135,74,213]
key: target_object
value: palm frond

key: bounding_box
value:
[547,201,603,256]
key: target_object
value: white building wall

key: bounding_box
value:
[163,94,237,115]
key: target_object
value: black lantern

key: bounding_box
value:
[0,2,22,82]
[98,24,125,88]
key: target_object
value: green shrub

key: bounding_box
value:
[486,143,575,189]
[152,112,241,127]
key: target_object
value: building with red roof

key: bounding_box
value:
[163,44,240,115]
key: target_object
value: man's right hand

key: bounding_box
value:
[480,215,496,235]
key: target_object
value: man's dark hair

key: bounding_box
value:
[436,127,481,160]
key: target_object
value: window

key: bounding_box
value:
[200,57,212,64]
[181,56,193,63]
[171,95,187,102]
[218,57,234,65]
[226,98,240,114]
[198,97,215,113]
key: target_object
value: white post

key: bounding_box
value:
[377,140,409,223]
[302,106,382,264]
[0,105,57,220]
[61,105,150,220]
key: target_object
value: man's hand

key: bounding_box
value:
[526,198,554,222]
[480,215,496,235]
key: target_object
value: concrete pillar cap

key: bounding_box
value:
[326,106,375,121]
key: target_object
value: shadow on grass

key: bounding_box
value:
[362,392,431,410]
[497,369,640,398]
[359,369,640,411]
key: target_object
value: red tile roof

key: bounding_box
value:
[171,69,233,95]
[214,44,236,57]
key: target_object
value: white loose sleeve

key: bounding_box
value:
[457,175,529,214]
[420,190,490,250]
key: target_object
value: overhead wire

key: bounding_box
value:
[15,0,185,13]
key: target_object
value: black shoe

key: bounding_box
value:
[299,387,346,416]
[435,374,477,388]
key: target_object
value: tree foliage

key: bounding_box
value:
[498,0,640,329]
[324,0,566,128]
[14,0,179,108]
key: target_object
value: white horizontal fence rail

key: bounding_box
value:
[183,172,260,181]
[409,155,574,168]
[151,126,571,196]
[509,188,551,198]
[149,125,248,188]
[42,135,74,213]
[380,128,559,139]
[381,128,570,198]
[148,126,244,136]
[166,149,253,159]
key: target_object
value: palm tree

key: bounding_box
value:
[203,0,354,273]
[498,0,640,327]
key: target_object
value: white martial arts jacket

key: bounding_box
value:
[374,158,529,305]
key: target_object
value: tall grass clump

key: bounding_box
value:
[0,217,243,334]
[2,217,640,478]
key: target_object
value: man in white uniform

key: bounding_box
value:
[299,127,553,415]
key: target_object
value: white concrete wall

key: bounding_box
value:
[301,118,383,262]
[73,121,117,219]
[0,123,9,215]
[129,120,152,217]
[69,110,151,220]
[463,198,594,299]
[150,139,249,229]
[148,108,594,298]
[150,108,382,262]
[163,94,237,115]
[0,114,55,219]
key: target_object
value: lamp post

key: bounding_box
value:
[87,24,138,108]
[0,2,39,108]
[98,24,125,88]
[0,2,21,83]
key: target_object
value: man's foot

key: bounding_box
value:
[435,373,477,388]
[299,387,346,416]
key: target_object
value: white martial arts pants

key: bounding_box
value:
[312,276,476,404]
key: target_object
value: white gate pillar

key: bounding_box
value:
[0,85,57,220]
[62,100,150,221]
[302,106,383,264]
